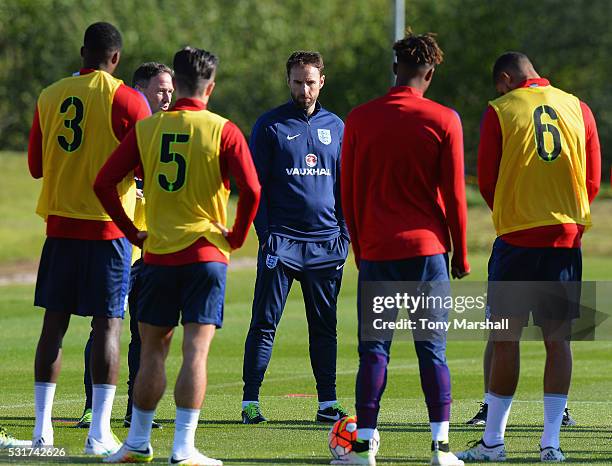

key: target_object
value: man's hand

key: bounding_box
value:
[132,230,148,249]
[213,221,229,237]
[214,221,242,250]
[451,256,470,279]
[136,188,144,200]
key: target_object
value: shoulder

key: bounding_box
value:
[256,103,291,125]
[425,96,460,119]
[220,119,245,140]
[115,84,149,108]
[422,97,462,131]
[318,106,344,131]
[38,75,74,101]
[345,95,386,123]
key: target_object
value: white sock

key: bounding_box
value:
[483,392,513,446]
[33,382,56,444]
[565,400,568,410]
[541,393,567,449]
[242,400,258,410]
[430,421,449,442]
[357,428,375,441]
[88,384,116,442]
[484,392,492,405]
[319,400,337,410]
[172,407,200,459]
[126,406,155,449]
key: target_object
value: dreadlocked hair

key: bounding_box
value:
[393,28,444,67]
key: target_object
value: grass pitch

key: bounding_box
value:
[1,150,611,463]
[1,259,611,465]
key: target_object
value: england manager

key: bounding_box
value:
[241,51,350,425]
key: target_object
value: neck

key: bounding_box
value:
[305,102,317,116]
[176,91,208,105]
[82,62,113,73]
[523,72,541,81]
[395,76,426,91]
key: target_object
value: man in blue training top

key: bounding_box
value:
[241,51,350,424]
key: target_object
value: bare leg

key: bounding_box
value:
[89,316,122,385]
[483,339,494,393]
[34,310,71,382]
[174,323,216,409]
[133,323,174,410]
[489,341,520,396]
[541,320,572,394]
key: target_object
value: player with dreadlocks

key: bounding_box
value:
[336,30,469,465]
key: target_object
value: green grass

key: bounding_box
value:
[0,152,44,263]
[2,149,612,463]
[1,258,611,465]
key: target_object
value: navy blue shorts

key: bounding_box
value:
[357,254,450,358]
[34,237,132,318]
[487,237,582,326]
[137,261,227,328]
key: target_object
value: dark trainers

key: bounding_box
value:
[241,402,267,424]
[316,402,350,423]
[123,415,162,429]
[74,408,92,428]
[561,407,576,427]
[466,402,488,426]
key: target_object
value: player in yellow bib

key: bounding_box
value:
[458,52,601,464]
[95,47,260,465]
[28,22,151,456]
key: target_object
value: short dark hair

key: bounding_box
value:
[393,28,443,68]
[492,51,532,83]
[132,62,174,88]
[172,47,218,95]
[286,51,324,78]
[83,22,122,64]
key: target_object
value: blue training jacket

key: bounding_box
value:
[250,100,348,242]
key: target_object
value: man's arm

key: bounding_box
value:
[249,119,272,242]
[477,106,502,211]
[439,111,469,279]
[340,117,360,266]
[219,121,261,250]
[111,84,151,141]
[580,102,601,203]
[28,106,43,179]
[334,120,349,240]
[93,129,143,246]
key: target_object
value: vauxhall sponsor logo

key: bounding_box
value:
[285,153,331,176]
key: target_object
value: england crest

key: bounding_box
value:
[266,254,279,269]
[317,128,332,145]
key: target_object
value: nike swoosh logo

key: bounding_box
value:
[129,448,152,455]
[318,412,341,421]
[286,134,301,140]
[170,457,188,464]
[336,263,345,270]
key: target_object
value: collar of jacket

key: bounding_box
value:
[285,99,323,121]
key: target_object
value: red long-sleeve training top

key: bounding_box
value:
[477,78,601,248]
[341,86,469,272]
[94,98,261,265]
[28,68,151,239]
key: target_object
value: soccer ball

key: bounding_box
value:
[328,415,380,459]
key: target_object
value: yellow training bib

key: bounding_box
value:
[136,109,231,258]
[490,84,590,235]
[36,70,136,221]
